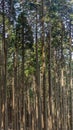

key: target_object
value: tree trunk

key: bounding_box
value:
[35,2,42,130]
[2,0,8,129]
[21,21,26,130]
[47,25,53,130]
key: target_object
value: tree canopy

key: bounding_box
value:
[0,0,73,130]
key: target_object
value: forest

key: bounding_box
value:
[0,0,73,130]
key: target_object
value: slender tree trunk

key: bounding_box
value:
[2,0,8,129]
[21,22,26,130]
[12,76,15,130]
[13,52,17,130]
[47,25,53,130]
[69,20,72,130]
[0,66,2,130]
[41,0,47,129]
[0,48,3,129]
[35,3,42,130]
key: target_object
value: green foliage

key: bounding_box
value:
[29,88,34,99]
[16,12,33,49]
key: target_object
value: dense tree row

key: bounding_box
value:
[0,0,73,130]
